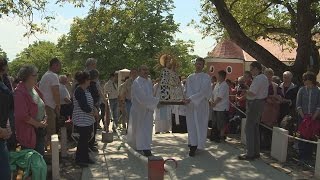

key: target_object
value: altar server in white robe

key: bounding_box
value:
[153,82,172,134]
[184,57,212,157]
[127,65,159,157]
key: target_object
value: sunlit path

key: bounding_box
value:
[82,131,291,180]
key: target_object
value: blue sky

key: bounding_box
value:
[0,0,216,60]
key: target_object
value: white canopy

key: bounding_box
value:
[117,68,131,85]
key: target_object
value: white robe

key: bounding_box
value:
[185,72,211,149]
[153,83,172,133]
[173,84,187,125]
[127,76,159,150]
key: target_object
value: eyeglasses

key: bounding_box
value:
[32,74,38,77]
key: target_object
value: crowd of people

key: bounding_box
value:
[126,58,320,162]
[1,55,319,179]
[0,57,112,178]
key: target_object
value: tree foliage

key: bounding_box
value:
[197,0,320,83]
[0,0,55,36]
[199,0,320,46]
[0,47,7,59]
[9,41,64,78]
[3,0,196,79]
[58,0,195,79]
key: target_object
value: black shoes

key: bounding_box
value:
[87,158,95,164]
[238,154,256,161]
[210,137,221,143]
[254,154,260,159]
[143,150,153,157]
[89,146,99,152]
[76,161,89,167]
[189,146,197,157]
[76,158,95,167]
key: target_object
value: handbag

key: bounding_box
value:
[298,115,320,139]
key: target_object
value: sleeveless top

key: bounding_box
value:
[29,88,45,121]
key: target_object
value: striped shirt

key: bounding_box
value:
[72,87,95,127]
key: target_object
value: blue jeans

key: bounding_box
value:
[109,99,119,125]
[298,141,314,160]
[297,115,314,160]
[0,141,11,180]
[125,99,132,119]
[100,103,106,126]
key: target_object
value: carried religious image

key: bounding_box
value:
[1,0,314,178]
[157,54,184,105]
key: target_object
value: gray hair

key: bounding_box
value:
[138,65,148,72]
[85,58,97,68]
[17,65,38,82]
[59,75,67,81]
[283,71,293,78]
[264,68,274,76]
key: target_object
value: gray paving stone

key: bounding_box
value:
[82,130,291,180]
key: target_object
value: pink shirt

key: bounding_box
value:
[14,82,44,148]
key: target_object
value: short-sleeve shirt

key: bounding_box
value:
[59,84,71,105]
[39,71,60,109]
[248,74,269,100]
[104,80,118,99]
[212,81,230,111]
[120,78,133,100]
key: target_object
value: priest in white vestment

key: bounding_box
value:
[184,57,211,157]
[127,65,159,157]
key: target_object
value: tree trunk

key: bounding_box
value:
[292,0,319,85]
[210,0,288,77]
[210,0,320,85]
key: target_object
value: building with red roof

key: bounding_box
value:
[205,39,297,81]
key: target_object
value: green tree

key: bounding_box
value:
[9,41,64,77]
[3,0,196,79]
[0,0,55,36]
[58,0,194,79]
[0,47,7,59]
[198,0,320,83]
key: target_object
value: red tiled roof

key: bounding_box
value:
[208,39,297,62]
[243,39,296,62]
[207,40,245,60]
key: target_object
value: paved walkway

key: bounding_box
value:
[81,130,291,180]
